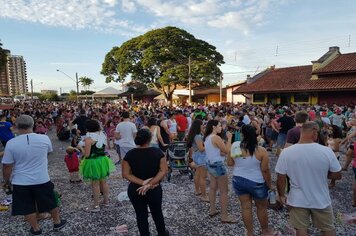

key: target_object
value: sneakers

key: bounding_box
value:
[30,228,42,235]
[53,219,67,231]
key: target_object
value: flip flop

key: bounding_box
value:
[85,205,100,213]
[209,211,219,217]
[221,218,237,224]
[100,201,110,207]
[200,196,210,203]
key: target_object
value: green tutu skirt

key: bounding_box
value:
[79,156,115,181]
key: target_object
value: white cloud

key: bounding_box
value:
[133,0,283,34]
[104,0,118,7]
[121,0,136,12]
[0,0,284,35]
[0,0,145,35]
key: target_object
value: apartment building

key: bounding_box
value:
[8,55,28,96]
[0,49,11,96]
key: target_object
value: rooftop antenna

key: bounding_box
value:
[253,66,260,76]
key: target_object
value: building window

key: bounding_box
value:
[294,93,309,103]
[253,94,265,103]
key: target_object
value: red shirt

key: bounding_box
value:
[308,110,316,121]
[175,114,188,132]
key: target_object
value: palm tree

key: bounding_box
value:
[79,76,94,91]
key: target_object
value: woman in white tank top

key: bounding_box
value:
[146,117,167,149]
[227,124,275,236]
[204,120,236,224]
[167,113,177,141]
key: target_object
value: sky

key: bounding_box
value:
[1,0,356,93]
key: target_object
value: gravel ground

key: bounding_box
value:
[1,130,355,236]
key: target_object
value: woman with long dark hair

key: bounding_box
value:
[204,120,236,223]
[146,117,167,149]
[227,124,275,236]
[122,129,169,236]
[187,119,208,202]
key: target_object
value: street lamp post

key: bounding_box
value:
[56,69,79,102]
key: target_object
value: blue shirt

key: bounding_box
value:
[0,121,14,142]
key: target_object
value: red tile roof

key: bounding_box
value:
[234,65,356,94]
[315,53,356,74]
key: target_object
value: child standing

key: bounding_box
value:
[64,146,81,183]
[80,120,115,212]
[105,119,116,149]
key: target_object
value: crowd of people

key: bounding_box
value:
[0,99,355,235]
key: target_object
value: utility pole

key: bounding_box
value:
[76,72,79,102]
[188,55,192,105]
[30,79,33,100]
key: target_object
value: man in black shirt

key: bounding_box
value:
[72,110,90,137]
[276,109,295,156]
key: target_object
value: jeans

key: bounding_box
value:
[232,176,268,199]
[207,161,227,177]
[192,151,206,167]
[128,184,167,236]
[277,133,287,148]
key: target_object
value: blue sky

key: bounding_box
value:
[1,0,356,93]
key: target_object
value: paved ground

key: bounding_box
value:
[1,130,356,235]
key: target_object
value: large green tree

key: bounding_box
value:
[79,76,94,91]
[101,26,224,102]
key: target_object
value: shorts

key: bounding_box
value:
[277,133,287,148]
[265,127,273,138]
[207,161,227,177]
[289,205,335,231]
[12,181,57,216]
[232,176,268,199]
[192,151,207,167]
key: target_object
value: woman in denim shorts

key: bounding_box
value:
[204,120,236,224]
[227,125,276,236]
[187,119,209,202]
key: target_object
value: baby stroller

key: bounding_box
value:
[167,141,193,182]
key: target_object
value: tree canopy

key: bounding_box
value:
[101,26,224,102]
[0,41,8,72]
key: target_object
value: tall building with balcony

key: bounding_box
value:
[0,50,28,96]
[8,55,28,96]
[0,49,11,96]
